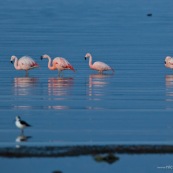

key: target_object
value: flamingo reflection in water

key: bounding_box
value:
[48,77,74,97]
[13,77,38,96]
[165,75,173,101]
[164,75,173,111]
[48,77,73,110]
[165,75,173,88]
[88,74,113,98]
[165,75,173,110]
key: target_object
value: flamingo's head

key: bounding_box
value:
[84,53,91,60]
[40,54,50,60]
[10,55,17,63]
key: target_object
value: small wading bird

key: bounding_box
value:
[40,54,75,76]
[84,53,114,74]
[15,116,31,134]
[165,56,173,69]
[10,55,39,76]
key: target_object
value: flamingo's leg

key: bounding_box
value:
[58,70,61,77]
[25,70,28,77]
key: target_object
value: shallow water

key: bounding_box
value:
[0,0,173,172]
[0,154,173,173]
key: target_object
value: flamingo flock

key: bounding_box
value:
[10,53,172,76]
[12,55,172,134]
[10,53,114,76]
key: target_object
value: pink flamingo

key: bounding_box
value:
[41,54,75,76]
[165,56,173,69]
[85,53,114,74]
[10,55,39,76]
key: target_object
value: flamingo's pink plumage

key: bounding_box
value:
[85,53,114,74]
[10,55,39,75]
[41,54,75,75]
[165,56,173,69]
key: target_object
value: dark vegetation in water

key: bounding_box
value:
[0,145,173,158]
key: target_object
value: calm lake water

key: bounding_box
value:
[0,0,173,172]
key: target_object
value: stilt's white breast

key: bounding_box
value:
[15,120,25,129]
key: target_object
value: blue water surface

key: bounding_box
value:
[0,0,173,172]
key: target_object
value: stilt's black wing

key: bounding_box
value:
[20,120,31,127]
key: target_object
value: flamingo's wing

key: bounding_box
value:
[54,57,75,71]
[169,58,173,65]
[93,61,112,71]
[18,56,38,70]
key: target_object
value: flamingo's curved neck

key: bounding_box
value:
[89,55,93,68]
[47,56,55,70]
[13,57,21,70]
